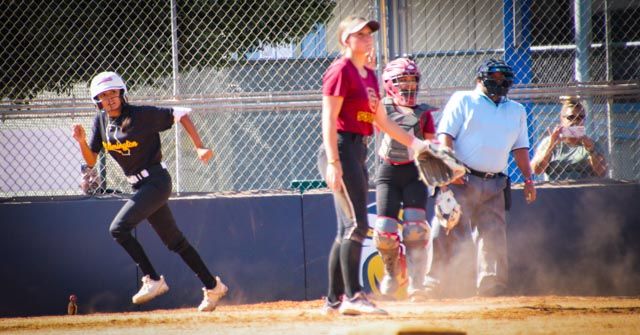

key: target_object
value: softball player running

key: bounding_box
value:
[318,16,431,316]
[71,71,227,311]
[374,56,436,301]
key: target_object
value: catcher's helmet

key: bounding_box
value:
[90,72,127,107]
[476,58,514,98]
[383,56,421,106]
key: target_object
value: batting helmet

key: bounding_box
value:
[90,72,127,107]
[382,57,421,106]
[476,58,514,98]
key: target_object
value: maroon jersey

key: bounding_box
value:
[322,57,380,136]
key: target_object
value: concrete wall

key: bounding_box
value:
[1,183,639,316]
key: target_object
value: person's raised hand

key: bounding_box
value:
[197,147,213,164]
[71,124,86,143]
[549,125,562,146]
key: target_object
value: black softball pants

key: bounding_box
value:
[318,132,370,301]
[109,169,215,289]
[375,162,428,218]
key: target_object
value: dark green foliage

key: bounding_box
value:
[0,0,335,100]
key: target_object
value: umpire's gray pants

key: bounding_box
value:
[426,174,508,296]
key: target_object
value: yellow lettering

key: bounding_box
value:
[102,140,138,155]
[357,111,374,124]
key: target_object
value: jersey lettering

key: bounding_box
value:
[102,140,138,156]
[357,111,375,123]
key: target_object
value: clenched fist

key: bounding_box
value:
[196,147,213,164]
[71,124,87,143]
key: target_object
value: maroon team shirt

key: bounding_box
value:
[322,57,380,136]
[420,111,436,135]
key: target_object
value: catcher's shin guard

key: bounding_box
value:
[402,208,430,297]
[373,217,402,295]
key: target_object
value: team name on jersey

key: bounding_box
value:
[102,140,138,156]
[357,111,375,123]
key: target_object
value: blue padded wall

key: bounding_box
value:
[507,183,640,295]
[0,194,305,316]
[0,200,136,316]
[1,183,639,316]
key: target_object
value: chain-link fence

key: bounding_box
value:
[1,0,639,199]
[403,0,640,182]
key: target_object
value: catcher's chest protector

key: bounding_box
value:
[378,103,430,163]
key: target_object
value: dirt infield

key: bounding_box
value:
[2,296,639,335]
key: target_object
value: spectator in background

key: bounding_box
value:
[531,96,607,181]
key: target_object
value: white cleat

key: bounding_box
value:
[198,276,228,312]
[379,275,400,297]
[320,298,341,315]
[339,292,388,316]
[132,275,169,304]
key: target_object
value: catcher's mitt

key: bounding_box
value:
[413,142,467,187]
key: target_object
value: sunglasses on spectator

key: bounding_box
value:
[564,114,585,121]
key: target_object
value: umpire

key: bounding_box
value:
[426,59,536,297]
[71,71,227,311]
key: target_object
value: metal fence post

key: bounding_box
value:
[503,0,534,182]
[170,0,182,195]
[604,0,614,178]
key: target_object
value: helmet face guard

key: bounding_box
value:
[477,59,514,98]
[383,57,421,107]
[482,77,513,98]
[90,72,128,109]
[389,75,419,106]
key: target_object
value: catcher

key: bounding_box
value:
[373,56,439,301]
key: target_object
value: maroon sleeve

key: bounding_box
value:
[368,67,381,98]
[420,110,436,135]
[322,61,348,97]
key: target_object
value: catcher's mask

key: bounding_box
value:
[90,71,128,109]
[383,56,421,107]
[477,58,514,99]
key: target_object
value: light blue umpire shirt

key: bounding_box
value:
[437,88,529,174]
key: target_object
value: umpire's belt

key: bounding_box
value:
[126,162,167,184]
[467,167,503,179]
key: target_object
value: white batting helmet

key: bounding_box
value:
[90,72,127,104]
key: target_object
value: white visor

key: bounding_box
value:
[341,19,380,45]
